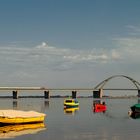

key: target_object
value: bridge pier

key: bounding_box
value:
[44,91,50,99]
[93,89,103,98]
[72,91,77,98]
[12,91,18,99]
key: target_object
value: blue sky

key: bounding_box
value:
[0,0,140,90]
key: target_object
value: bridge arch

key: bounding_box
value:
[94,75,140,90]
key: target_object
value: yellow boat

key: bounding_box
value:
[0,110,46,124]
[64,99,79,108]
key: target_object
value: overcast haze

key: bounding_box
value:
[0,0,140,89]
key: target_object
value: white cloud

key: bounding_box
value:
[113,37,140,59]
[126,25,140,33]
[2,36,140,72]
[0,42,122,70]
[1,25,140,87]
[111,50,121,60]
[115,37,140,47]
[112,24,140,61]
[0,37,139,87]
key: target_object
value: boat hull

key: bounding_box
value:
[0,123,45,132]
[0,116,45,124]
[64,104,79,108]
[93,104,107,113]
[64,105,79,108]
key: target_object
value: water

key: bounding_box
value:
[0,97,139,140]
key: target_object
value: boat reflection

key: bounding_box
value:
[0,123,46,139]
[129,111,140,119]
[93,100,107,113]
[64,107,79,115]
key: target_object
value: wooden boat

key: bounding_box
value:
[64,99,79,108]
[0,110,46,124]
[130,104,140,113]
[93,102,107,113]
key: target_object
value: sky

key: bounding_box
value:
[0,0,140,90]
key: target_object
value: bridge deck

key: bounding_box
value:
[0,87,138,91]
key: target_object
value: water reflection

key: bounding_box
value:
[12,100,50,111]
[64,107,79,115]
[0,123,46,139]
[93,100,107,113]
[1,98,139,140]
[138,98,140,104]
[44,100,49,108]
[129,112,140,119]
[13,100,18,109]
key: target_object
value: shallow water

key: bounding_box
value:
[0,97,139,140]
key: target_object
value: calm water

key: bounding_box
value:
[0,97,139,140]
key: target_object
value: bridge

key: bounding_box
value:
[0,75,140,99]
[93,75,140,98]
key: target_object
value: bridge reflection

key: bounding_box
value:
[12,100,50,110]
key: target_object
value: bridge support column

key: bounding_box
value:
[99,89,103,98]
[72,91,77,98]
[44,91,50,99]
[93,89,103,98]
[13,91,18,99]
[138,90,140,97]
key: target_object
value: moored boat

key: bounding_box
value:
[130,104,140,113]
[0,110,46,125]
[93,102,107,113]
[64,99,79,108]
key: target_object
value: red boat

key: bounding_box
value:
[93,102,107,113]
